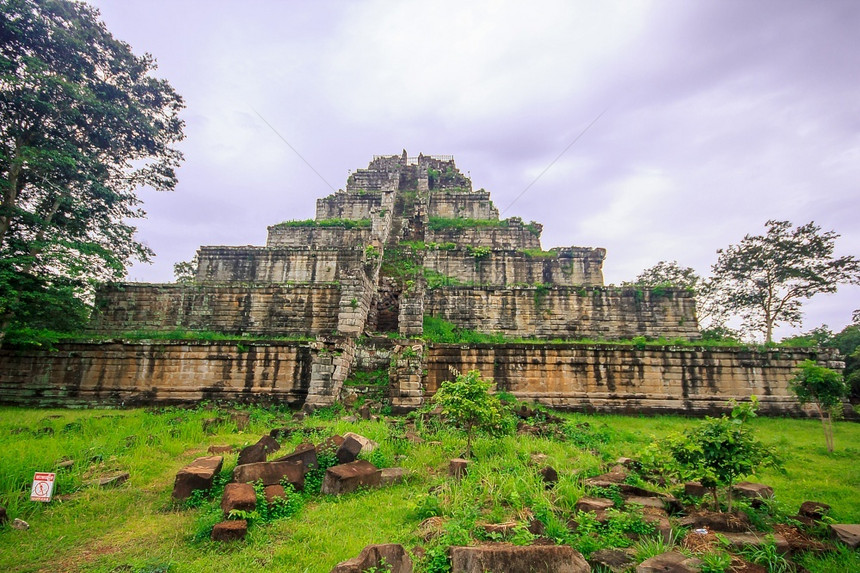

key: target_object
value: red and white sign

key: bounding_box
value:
[30,472,56,502]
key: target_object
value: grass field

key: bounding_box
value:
[0,404,857,572]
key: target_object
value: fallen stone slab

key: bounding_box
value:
[172,455,223,500]
[317,434,345,454]
[449,458,469,479]
[588,548,635,573]
[540,466,558,487]
[256,434,280,454]
[380,467,409,486]
[637,551,702,572]
[321,460,381,495]
[237,443,268,466]
[481,521,517,536]
[575,496,614,513]
[405,431,424,444]
[11,518,29,530]
[719,532,789,554]
[229,411,249,430]
[733,482,774,500]
[207,445,233,455]
[85,472,129,488]
[55,459,74,470]
[684,481,707,497]
[233,460,304,490]
[221,483,256,516]
[211,519,247,541]
[263,484,285,504]
[831,524,860,548]
[624,496,665,510]
[677,510,751,533]
[0,505,6,525]
[450,544,589,573]
[331,543,413,573]
[799,501,831,520]
[344,431,378,453]
[642,510,673,544]
[269,427,293,440]
[336,435,363,464]
[273,442,318,473]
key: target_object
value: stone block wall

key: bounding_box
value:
[423,344,843,416]
[0,341,313,407]
[424,249,606,288]
[316,192,386,220]
[89,284,341,336]
[428,191,499,220]
[426,225,541,250]
[425,286,699,340]
[195,247,363,283]
[265,226,373,249]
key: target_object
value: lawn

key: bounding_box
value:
[0,404,857,572]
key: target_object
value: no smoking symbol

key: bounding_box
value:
[34,482,49,496]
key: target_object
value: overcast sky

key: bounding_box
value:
[89,0,859,340]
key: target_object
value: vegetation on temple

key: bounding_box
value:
[0,0,185,345]
[272,218,371,229]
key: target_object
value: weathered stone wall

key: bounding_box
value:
[426,225,541,250]
[316,192,386,220]
[428,191,499,220]
[424,344,843,416]
[0,341,313,407]
[265,226,373,248]
[425,286,699,340]
[196,247,363,283]
[424,248,605,287]
[89,284,341,336]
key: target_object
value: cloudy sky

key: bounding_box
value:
[89,0,859,340]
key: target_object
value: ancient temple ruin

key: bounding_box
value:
[0,153,839,414]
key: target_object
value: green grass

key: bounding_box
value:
[271,218,371,229]
[0,406,857,572]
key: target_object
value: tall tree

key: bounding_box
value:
[626,260,700,290]
[709,221,860,343]
[0,0,184,343]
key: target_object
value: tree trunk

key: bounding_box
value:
[765,318,774,344]
[711,488,719,513]
[727,483,734,513]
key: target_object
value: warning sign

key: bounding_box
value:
[30,472,56,502]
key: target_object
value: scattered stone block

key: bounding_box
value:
[684,481,707,497]
[358,404,371,420]
[85,472,129,488]
[449,458,469,479]
[264,484,285,504]
[642,510,673,544]
[317,434,345,454]
[321,460,381,495]
[831,524,860,548]
[380,467,409,486]
[588,548,635,573]
[172,455,223,500]
[202,417,221,434]
[273,442,318,473]
[678,510,751,533]
[575,497,614,513]
[55,459,74,470]
[530,453,549,466]
[636,551,701,572]
[0,505,7,525]
[211,519,247,541]
[230,411,249,430]
[539,466,558,487]
[624,496,665,510]
[237,443,268,466]
[344,432,377,453]
[269,427,293,440]
[481,522,517,535]
[207,445,233,454]
[719,532,789,554]
[584,466,627,486]
[405,431,424,444]
[11,518,29,530]
[336,436,363,464]
[799,501,831,519]
[331,543,413,573]
[450,544,589,572]
[528,518,545,535]
[733,482,774,500]
[221,483,256,516]
[233,460,305,489]
[616,457,637,468]
[256,434,280,454]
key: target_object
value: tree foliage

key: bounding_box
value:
[0,0,185,342]
[626,260,700,290]
[650,397,781,512]
[708,221,860,343]
[433,369,504,458]
[790,360,849,453]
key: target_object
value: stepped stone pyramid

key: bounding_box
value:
[88,151,699,410]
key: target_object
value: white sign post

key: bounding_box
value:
[30,472,56,502]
